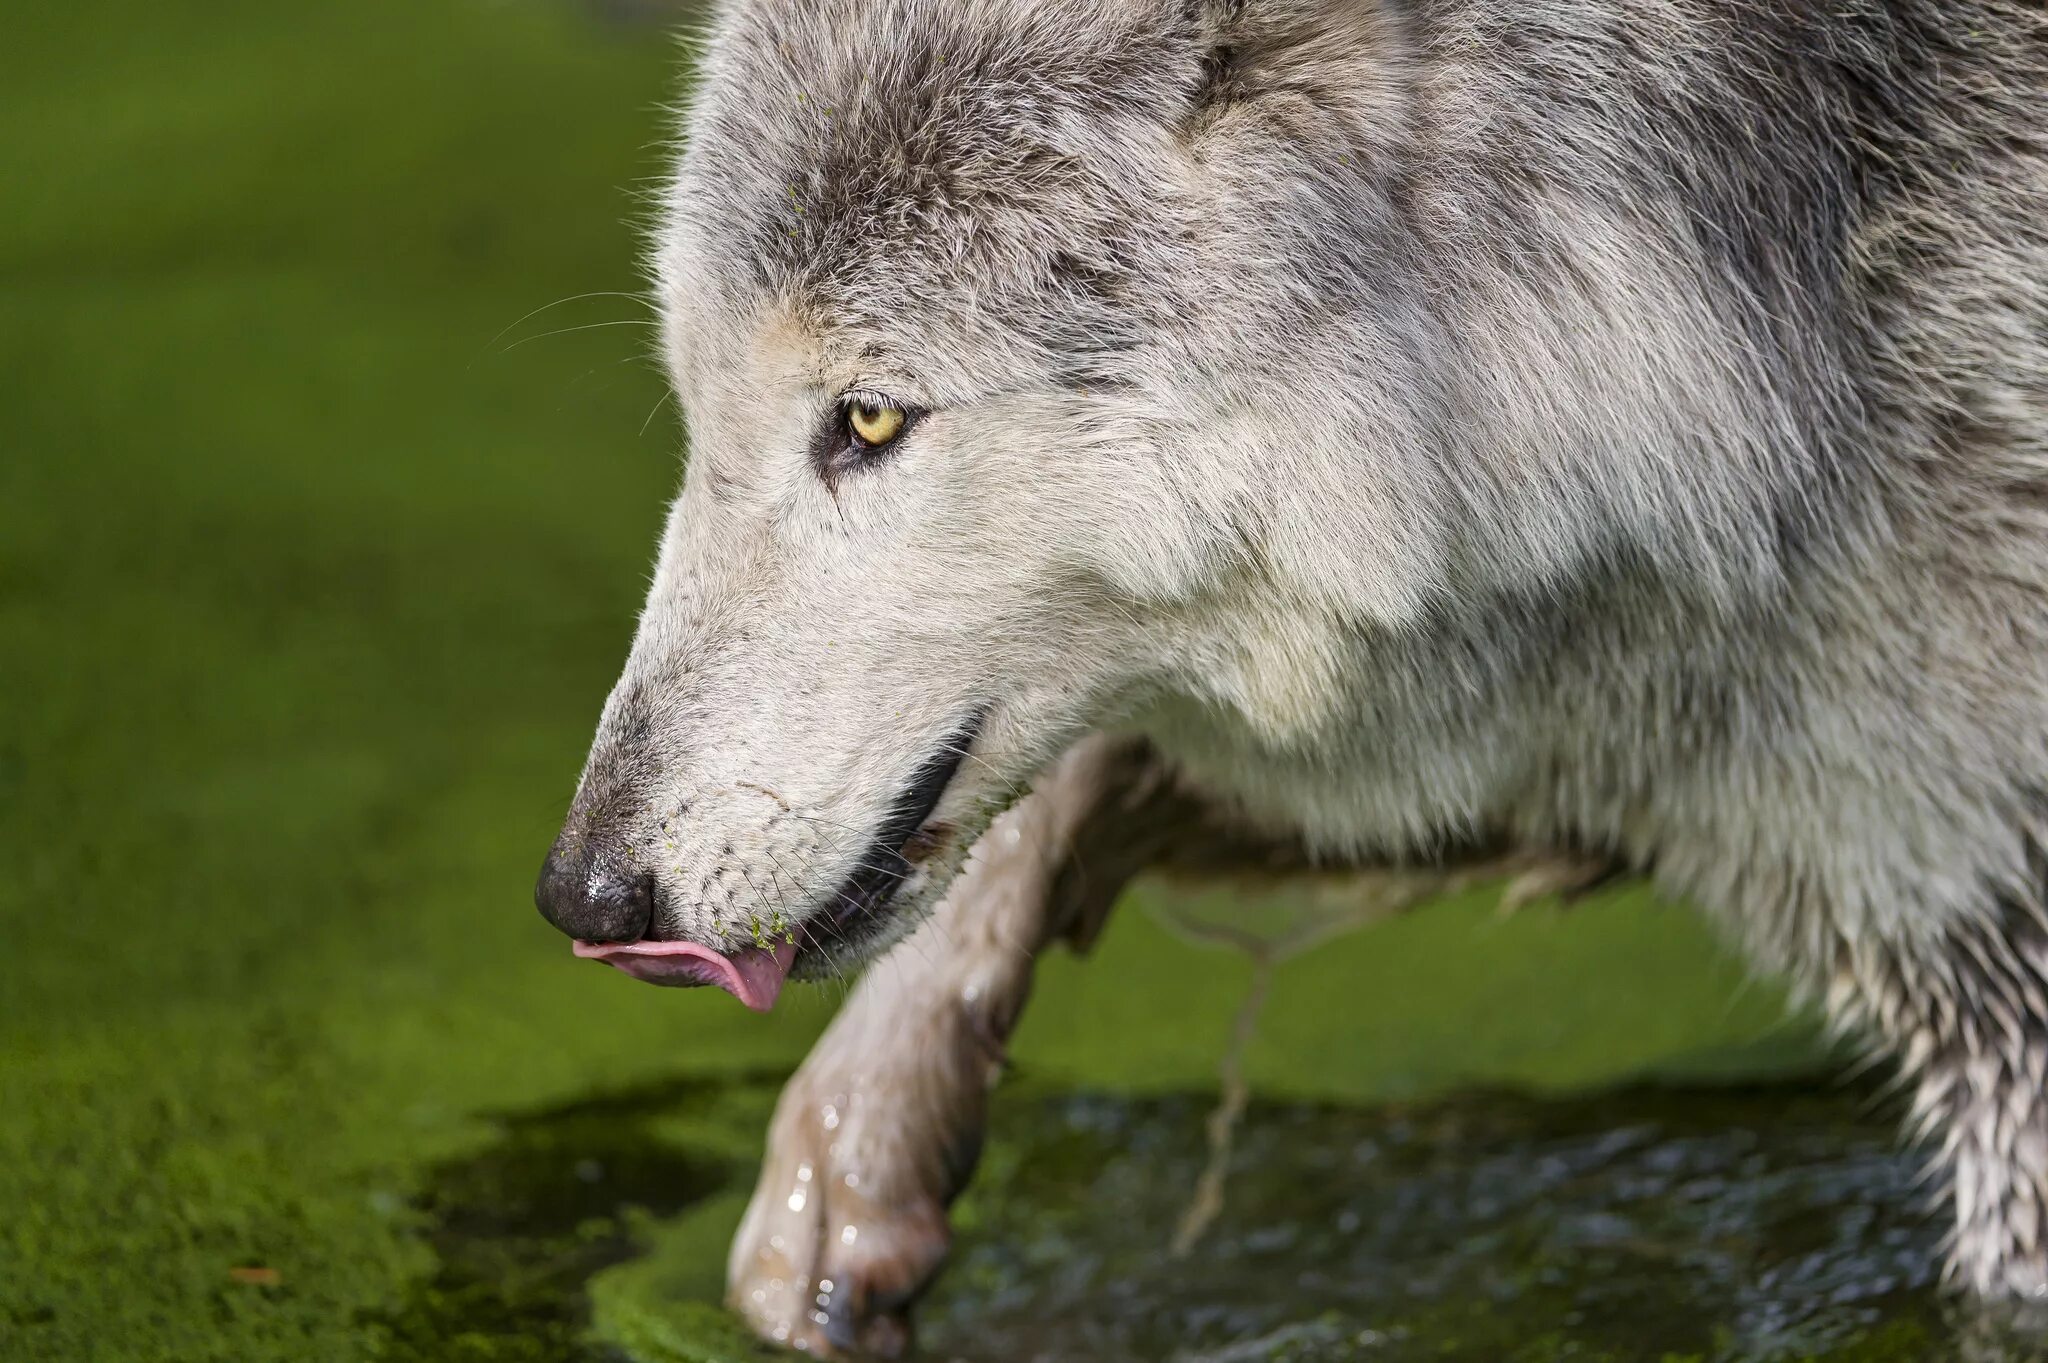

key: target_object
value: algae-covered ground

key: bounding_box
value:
[0,3,1952,1360]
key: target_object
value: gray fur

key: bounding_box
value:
[544,0,2048,1313]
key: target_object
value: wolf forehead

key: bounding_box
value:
[656,0,1255,374]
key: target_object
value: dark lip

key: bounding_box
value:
[799,710,986,959]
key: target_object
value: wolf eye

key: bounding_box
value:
[845,398,907,448]
[815,391,923,485]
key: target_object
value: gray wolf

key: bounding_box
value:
[533,0,2048,1351]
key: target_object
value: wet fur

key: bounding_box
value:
[548,0,2048,1343]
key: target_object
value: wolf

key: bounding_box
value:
[534,0,2048,1351]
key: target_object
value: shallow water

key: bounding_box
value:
[924,1085,2040,1363]
[379,1076,2048,1363]
[370,1076,738,1363]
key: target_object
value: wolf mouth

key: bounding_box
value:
[575,712,988,1003]
[798,710,987,963]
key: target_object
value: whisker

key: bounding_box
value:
[497,318,660,354]
[481,289,653,354]
[781,807,889,845]
[736,865,783,935]
[640,388,677,439]
[935,739,1031,809]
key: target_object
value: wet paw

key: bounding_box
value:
[727,1077,962,1357]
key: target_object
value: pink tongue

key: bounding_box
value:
[572,938,799,1012]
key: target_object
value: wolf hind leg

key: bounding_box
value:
[1823,901,2048,1298]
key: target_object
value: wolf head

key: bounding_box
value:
[534,0,1483,996]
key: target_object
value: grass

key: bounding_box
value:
[0,3,1826,1359]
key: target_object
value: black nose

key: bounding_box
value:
[535,835,655,943]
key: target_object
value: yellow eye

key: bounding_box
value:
[847,400,907,447]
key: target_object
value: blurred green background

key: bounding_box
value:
[0,2,1830,1359]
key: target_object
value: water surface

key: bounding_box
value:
[385,1075,2048,1362]
[923,1084,2001,1362]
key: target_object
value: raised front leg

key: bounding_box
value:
[727,735,1618,1354]
[725,734,1184,1356]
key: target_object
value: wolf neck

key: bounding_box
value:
[1308,0,1892,616]
[1158,0,1933,852]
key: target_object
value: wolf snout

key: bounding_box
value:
[534,833,655,943]
[537,818,803,1011]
